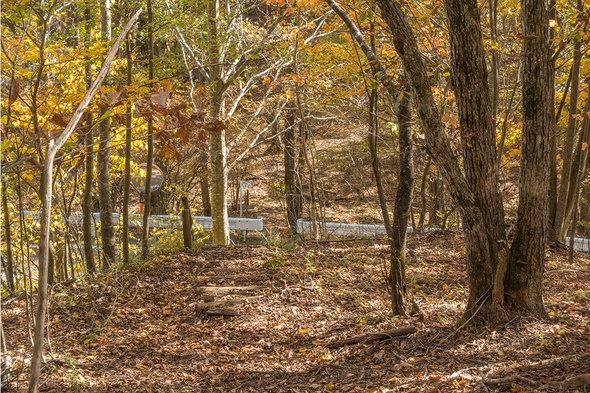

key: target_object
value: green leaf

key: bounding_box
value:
[1,139,10,153]
[96,109,111,124]
[358,11,367,24]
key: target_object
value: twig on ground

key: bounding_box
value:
[327,326,417,349]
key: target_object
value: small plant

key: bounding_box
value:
[530,334,553,351]
[265,247,286,269]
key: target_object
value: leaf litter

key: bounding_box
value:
[2,231,589,392]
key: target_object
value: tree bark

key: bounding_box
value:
[207,0,230,245]
[389,81,413,316]
[141,0,155,258]
[97,0,116,268]
[554,0,583,241]
[428,173,443,227]
[200,176,212,216]
[418,157,431,229]
[376,0,508,321]
[82,4,95,274]
[444,0,508,320]
[368,88,392,238]
[548,0,558,236]
[1,178,15,294]
[27,11,141,391]
[506,0,552,316]
[562,80,590,236]
[489,0,499,123]
[284,104,300,234]
[122,36,133,264]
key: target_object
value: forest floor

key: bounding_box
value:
[2,231,590,392]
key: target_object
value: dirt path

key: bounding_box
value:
[2,232,589,392]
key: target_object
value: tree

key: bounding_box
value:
[283,103,301,234]
[97,0,117,268]
[326,0,416,315]
[27,11,142,391]
[554,0,585,242]
[206,0,230,245]
[505,0,552,314]
[141,0,156,259]
[82,3,96,274]
[374,0,552,321]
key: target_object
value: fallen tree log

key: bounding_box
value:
[327,326,417,348]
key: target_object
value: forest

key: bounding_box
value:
[1,0,589,391]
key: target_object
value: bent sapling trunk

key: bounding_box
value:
[27,11,142,392]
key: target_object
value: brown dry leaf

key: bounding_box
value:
[9,78,20,106]
[202,120,227,132]
[48,113,68,127]
[150,83,172,109]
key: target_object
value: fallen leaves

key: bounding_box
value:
[2,235,589,392]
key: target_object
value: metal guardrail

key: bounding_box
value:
[19,211,264,231]
[296,219,589,252]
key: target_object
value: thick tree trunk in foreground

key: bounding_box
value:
[506,0,552,316]
[389,82,413,316]
[97,0,116,268]
[444,0,508,320]
[376,0,512,322]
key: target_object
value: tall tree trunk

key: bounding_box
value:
[284,104,300,234]
[82,4,95,274]
[444,0,508,320]
[294,14,319,240]
[377,0,508,321]
[554,0,583,241]
[389,81,413,316]
[141,0,155,258]
[506,0,552,315]
[548,0,558,235]
[122,36,133,264]
[28,157,54,393]
[562,81,590,235]
[1,178,15,294]
[368,88,392,238]
[97,0,116,268]
[27,11,141,390]
[207,0,230,245]
[489,0,499,123]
